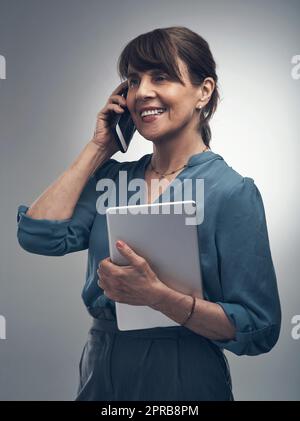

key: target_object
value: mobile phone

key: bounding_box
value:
[111,86,136,153]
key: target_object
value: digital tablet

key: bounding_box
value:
[106,200,203,331]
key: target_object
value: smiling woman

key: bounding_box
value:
[117,26,220,149]
[17,25,281,402]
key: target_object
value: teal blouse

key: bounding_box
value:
[17,150,281,356]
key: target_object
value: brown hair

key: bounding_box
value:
[117,26,220,147]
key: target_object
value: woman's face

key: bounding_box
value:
[126,57,207,143]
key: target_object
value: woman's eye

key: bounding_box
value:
[128,79,138,87]
[128,75,167,88]
[155,75,166,81]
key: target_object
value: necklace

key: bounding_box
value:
[150,145,210,180]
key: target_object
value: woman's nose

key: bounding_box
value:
[135,80,156,100]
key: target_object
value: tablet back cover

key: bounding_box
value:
[106,201,203,331]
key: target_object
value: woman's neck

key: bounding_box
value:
[151,135,209,173]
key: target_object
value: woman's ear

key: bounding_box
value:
[197,77,215,108]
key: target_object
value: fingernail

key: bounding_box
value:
[116,240,124,248]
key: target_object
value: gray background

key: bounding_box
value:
[0,0,299,400]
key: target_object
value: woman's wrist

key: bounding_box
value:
[73,141,114,178]
[181,295,196,326]
[89,137,119,159]
[149,283,197,326]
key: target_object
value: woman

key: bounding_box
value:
[17,26,281,401]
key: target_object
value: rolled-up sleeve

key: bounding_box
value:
[211,177,281,356]
[17,158,118,256]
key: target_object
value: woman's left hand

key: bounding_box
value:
[97,240,165,306]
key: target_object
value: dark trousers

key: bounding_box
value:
[75,309,234,401]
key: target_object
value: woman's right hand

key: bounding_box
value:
[91,80,129,155]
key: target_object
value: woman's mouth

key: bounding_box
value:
[140,108,167,123]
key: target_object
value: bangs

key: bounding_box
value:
[117,29,184,84]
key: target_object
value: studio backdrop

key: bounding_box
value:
[0,0,299,401]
